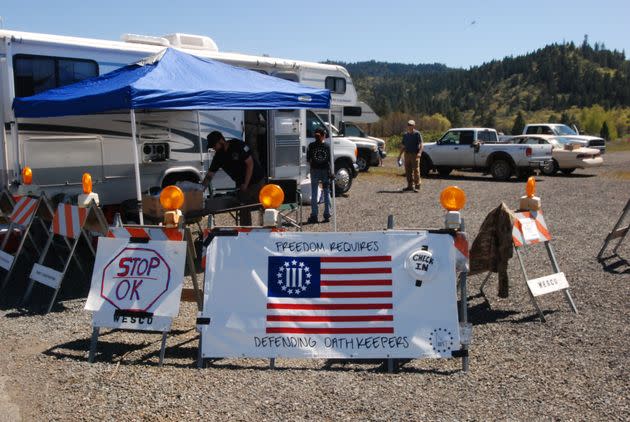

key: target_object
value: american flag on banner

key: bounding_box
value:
[266,255,393,335]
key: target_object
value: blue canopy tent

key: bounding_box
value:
[13,48,334,225]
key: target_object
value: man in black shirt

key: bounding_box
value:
[202,131,265,225]
[306,128,332,224]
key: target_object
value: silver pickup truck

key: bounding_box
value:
[421,128,553,180]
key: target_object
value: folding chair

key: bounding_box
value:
[268,178,302,230]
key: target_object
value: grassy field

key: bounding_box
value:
[607,138,630,152]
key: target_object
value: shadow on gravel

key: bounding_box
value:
[552,173,597,178]
[42,328,198,368]
[466,300,519,325]
[598,254,630,274]
[466,296,558,325]
[426,174,526,183]
[376,189,410,194]
[510,311,558,323]
[206,358,459,375]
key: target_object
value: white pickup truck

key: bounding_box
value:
[421,128,553,180]
[523,124,606,154]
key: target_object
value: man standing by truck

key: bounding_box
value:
[307,128,332,224]
[397,120,423,192]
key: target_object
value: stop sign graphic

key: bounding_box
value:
[100,247,171,311]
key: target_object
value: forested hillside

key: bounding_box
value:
[331,38,630,139]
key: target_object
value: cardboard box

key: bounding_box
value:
[142,190,204,219]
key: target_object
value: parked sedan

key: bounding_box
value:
[511,135,603,175]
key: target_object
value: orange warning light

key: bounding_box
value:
[160,185,185,211]
[82,173,93,194]
[526,176,536,198]
[259,184,284,209]
[440,186,466,211]
[22,167,33,185]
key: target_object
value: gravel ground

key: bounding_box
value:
[1,152,629,421]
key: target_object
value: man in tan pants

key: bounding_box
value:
[397,120,423,192]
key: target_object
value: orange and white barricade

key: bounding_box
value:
[86,222,201,367]
[22,202,108,313]
[511,209,578,322]
[0,195,54,295]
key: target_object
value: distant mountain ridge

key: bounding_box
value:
[329,40,630,128]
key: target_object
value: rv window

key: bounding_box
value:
[344,123,364,138]
[14,54,98,97]
[325,77,346,94]
[343,106,362,117]
[306,111,328,138]
[317,114,335,125]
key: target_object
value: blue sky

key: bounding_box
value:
[2,0,629,68]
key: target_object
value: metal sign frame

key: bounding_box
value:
[22,202,109,313]
[0,195,54,296]
[0,190,16,223]
[87,222,201,367]
[597,198,630,261]
[481,210,578,322]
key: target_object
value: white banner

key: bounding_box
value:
[199,230,461,359]
[85,237,187,331]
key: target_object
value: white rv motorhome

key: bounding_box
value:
[0,29,362,206]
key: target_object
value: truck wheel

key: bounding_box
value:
[490,159,513,181]
[334,165,353,195]
[356,154,370,172]
[541,160,558,176]
[420,155,432,177]
[437,167,452,177]
[560,168,576,175]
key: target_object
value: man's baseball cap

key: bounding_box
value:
[314,128,327,136]
[407,120,416,126]
[207,131,224,148]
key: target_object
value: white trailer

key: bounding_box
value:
[0,29,361,204]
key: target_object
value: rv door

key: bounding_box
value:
[269,110,303,180]
[268,72,305,181]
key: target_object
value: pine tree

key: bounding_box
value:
[512,111,526,135]
[600,121,610,140]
